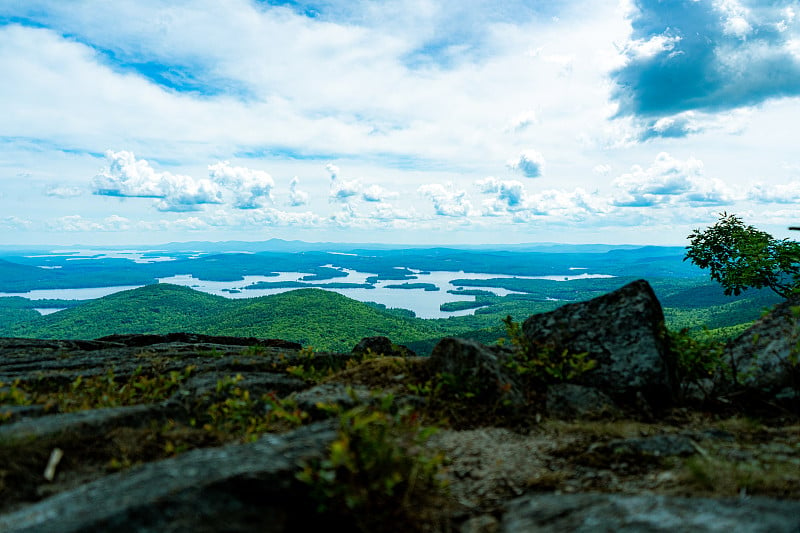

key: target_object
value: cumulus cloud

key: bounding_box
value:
[208,161,275,209]
[50,214,132,232]
[418,182,473,217]
[0,216,32,230]
[287,176,309,206]
[506,110,538,132]
[45,186,83,198]
[325,164,395,204]
[476,177,526,214]
[718,0,753,39]
[92,150,222,212]
[612,0,800,131]
[92,151,288,212]
[749,181,800,203]
[327,163,361,202]
[507,150,545,178]
[362,184,398,202]
[639,112,703,140]
[244,207,323,227]
[171,216,210,230]
[368,202,416,222]
[612,152,736,207]
[593,164,612,175]
[508,188,610,223]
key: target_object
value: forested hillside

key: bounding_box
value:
[0,278,780,353]
[0,285,452,352]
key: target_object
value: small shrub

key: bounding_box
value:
[297,392,446,527]
[33,366,196,413]
[0,379,33,424]
[241,345,267,356]
[0,379,31,407]
[197,348,225,358]
[500,315,597,384]
[668,328,724,400]
[202,375,309,441]
[287,347,351,383]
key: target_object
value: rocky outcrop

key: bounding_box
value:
[501,493,800,532]
[723,297,800,396]
[0,421,339,533]
[428,337,526,407]
[522,279,675,407]
[545,383,621,420]
[352,335,416,358]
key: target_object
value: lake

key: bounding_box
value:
[1,268,614,320]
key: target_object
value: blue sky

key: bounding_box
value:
[1,0,799,246]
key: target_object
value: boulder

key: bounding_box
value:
[545,383,621,420]
[723,298,800,395]
[588,434,698,459]
[522,279,675,406]
[501,493,800,532]
[351,336,416,358]
[428,337,525,407]
[0,421,339,533]
[290,383,373,418]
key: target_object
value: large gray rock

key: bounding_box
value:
[501,493,800,532]
[723,297,800,395]
[352,336,416,358]
[0,421,339,533]
[522,279,675,406]
[290,382,373,418]
[546,383,621,420]
[0,403,170,442]
[429,337,525,407]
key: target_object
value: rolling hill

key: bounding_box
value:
[0,276,782,353]
[0,284,453,352]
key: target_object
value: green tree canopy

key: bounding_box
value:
[685,213,800,298]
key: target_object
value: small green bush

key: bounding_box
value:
[297,392,446,526]
[500,315,597,383]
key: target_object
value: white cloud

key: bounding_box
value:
[327,163,361,202]
[0,1,797,245]
[362,184,398,202]
[171,216,210,230]
[507,110,538,132]
[516,188,609,220]
[367,202,416,223]
[418,182,473,217]
[476,177,527,214]
[92,150,222,212]
[507,150,545,178]
[50,214,132,232]
[208,161,275,209]
[716,0,753,39]
[612,153,737,207]
[749,181,800,204]
[287,176,309,206]
[622,33,682,61]
[0,216,32,230]
[45,186,84,198]
[593,164,612,175]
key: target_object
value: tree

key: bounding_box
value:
[685,212,800,298]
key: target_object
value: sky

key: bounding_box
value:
[1,0,799,247]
